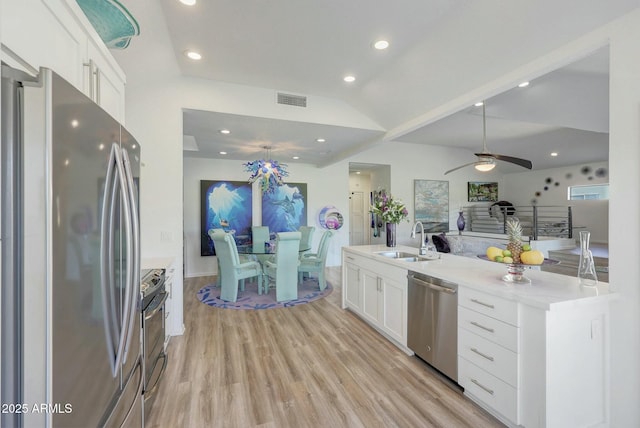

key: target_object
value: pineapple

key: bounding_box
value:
[506,218,523,264]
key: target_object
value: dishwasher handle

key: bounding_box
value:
[407,274,457,294]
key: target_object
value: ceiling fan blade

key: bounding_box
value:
[474,153,533,169]
[444,161,481,175]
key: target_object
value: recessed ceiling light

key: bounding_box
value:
[518,81,530,88]
[70,119,79,128]
[356,171,361,175]
[179,0,196,5]
[343,75,356,83]
[219,151,227,155]
[316,138,326,143]
[185,50,202,60]
[98,143,105,150]
[550,152,558,157]
[374,40,389,50]
[474,102,484,107]
[292,156,300,160]
[219,129,230,134]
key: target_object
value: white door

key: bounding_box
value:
[349,191,366,245]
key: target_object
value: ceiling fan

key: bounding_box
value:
[444,103,533,175]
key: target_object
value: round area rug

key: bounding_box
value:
[196,278,333,310]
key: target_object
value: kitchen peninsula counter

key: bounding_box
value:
[342,244,613,428]
[343,244,614,311]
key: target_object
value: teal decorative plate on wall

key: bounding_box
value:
[76,0,140,49]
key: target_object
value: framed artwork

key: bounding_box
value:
[468,181,498,202]
[262,182,307,233]
[414,180,449,232]
[200,180,253,256]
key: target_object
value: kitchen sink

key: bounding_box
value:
[376,251,417,259]
[375,251,431,262]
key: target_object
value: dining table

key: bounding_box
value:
[236,240,311,256]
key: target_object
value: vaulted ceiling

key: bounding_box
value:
[114,0,639,170]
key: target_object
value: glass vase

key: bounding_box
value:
[457,211,466,234]
[386,223,397,247]
[577,231,598,286]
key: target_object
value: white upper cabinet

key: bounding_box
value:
[1,0,126,123]
[85,36,125,122]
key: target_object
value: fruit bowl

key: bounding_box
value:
[477,255,559,284]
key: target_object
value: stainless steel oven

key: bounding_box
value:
[140,268,168,419]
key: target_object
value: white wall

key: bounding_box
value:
[342,142,506,245]
[502,161,609,243]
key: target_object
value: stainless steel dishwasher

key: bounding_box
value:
[407,271,458,382]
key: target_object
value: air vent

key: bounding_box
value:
[277,92,307,107]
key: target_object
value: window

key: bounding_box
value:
[568,184,609,200]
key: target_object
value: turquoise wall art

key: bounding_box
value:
[200,180,253,256]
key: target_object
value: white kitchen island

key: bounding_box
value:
[342,244,615,428]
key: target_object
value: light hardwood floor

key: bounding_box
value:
[146,267,504,428]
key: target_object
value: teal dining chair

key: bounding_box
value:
[208,228,225,286]
[251,226,270,253]
[298,226,315,255]
[298,230,334,291]
[263,232,301,302]
[211,231,264,302]
[297,225,315,281]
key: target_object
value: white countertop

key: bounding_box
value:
[343,245,614,311]
[141,257,175,271]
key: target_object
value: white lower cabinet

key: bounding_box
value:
[458,286,520,426]
[459,286,610,428]
[163,262,175,349]
[458,357,518,423]
[342,251,407,348]
[343,259,362,312]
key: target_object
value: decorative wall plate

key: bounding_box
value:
[318,205,344,230]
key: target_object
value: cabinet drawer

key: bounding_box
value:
[459,357,517,424]
[459,287,518,326]
[459,328,518,387]
[459,306,519,352]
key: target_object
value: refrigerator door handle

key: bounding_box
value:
[120,359,144,427]
[121,148,140,361]
[100,143,119,376]
[113,146,134,374]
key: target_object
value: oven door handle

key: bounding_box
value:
[145,292,168,321]
[144,352,168,401]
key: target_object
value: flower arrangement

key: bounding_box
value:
[370,191,409,224]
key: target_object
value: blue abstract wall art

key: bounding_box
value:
[201,180,253,256]
[262,183,307,233]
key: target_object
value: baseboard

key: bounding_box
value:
[185,271,216,278]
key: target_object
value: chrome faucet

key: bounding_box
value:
[411,221,427,255]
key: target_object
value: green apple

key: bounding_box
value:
[495,256,504,263]
[502,249,512,257]
[522,244,532,252]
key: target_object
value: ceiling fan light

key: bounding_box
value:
[475,162,496,172]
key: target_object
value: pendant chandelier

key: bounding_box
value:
[243,146,289,193]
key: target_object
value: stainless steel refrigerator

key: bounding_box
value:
[1,66,143,427]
